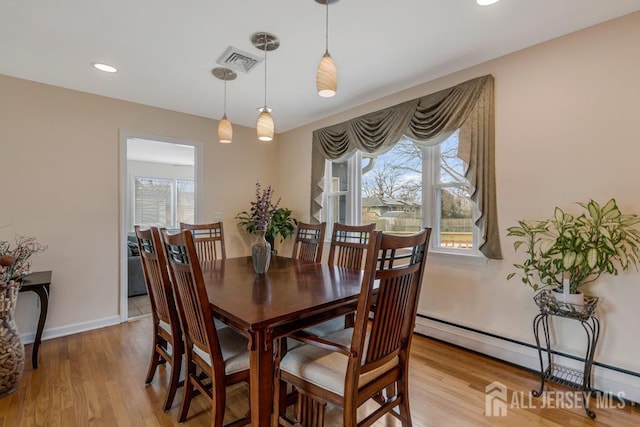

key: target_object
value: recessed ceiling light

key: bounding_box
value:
[477,0,500,5]
[91,62,118,73]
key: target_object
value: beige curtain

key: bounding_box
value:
[310,74,502,259]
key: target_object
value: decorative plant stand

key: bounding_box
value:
[532,290,600,419]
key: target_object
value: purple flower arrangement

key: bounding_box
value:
[250,183,281,231]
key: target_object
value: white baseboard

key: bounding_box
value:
[415,316,640,404]
[20,315,121,345]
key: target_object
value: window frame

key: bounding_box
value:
[322,137,487,264]
[131,175,195,230]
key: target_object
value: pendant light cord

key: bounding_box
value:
[223,74,228,117]
[263,34,268,108]
[325,0,329,54]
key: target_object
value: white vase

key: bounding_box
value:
[552,288,584,306]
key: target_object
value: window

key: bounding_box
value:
[428,133,475,251]
[323,155,360,238]
[133,177,195,228]
[323,132,478,254]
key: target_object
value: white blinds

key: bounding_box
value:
[134,177,194,228]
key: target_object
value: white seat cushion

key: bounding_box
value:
[159,320,172,335]
[280,328,398,397]
[303,316,347,337]
[214,318,229,330]
[192,327,250,375]
[286,337,305,350]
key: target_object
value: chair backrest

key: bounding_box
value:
[160,229,225,373]
[291,222,326,263]
[347,228,431,392]
[327,223,376,270]
[180,222,226,262]
[134,226,180,330]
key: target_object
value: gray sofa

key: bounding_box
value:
[127,234,147,297]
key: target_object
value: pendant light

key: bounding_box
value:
[315,0,338,97]
[212,67,237,144]
[252,32,279,141]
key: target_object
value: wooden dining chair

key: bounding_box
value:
[134,226,184,411]
[328,223,377,270]
[160,229,251,427]
[180,221,226,262]
[305,222,376,337]
[291,221,326,263]
[275,228,431,427]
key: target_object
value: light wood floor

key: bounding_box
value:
[1,316,638,426]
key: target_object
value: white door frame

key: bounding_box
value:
[118,130,204,322]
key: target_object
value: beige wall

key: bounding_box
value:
[278,11,640,375]
[2,9,639,394]
[0,76,279,336]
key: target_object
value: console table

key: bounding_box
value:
[18,271,52,369]
[532,290,600,419]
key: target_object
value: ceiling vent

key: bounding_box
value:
[216,46,263,74]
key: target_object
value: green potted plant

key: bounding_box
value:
[236,207,298,250]
[235,183,298,253]
[506,198,640,305]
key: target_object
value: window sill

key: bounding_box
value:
[426,250,488,267]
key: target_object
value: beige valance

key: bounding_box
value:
[310,74,502,259]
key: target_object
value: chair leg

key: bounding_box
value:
[397,378,412,426]
[145,352,160,384]
[163,342,183,411]
[145,326,162,384]
[274,339,291,424]
[211,382,226,427]
[343,397,358,427]
[274,379,294,425]
[179,359,195,422]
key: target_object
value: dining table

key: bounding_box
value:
[200,255,364,427]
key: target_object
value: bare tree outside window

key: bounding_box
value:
[360,133,474,248]
[437,134,473,249]
[361,139,423,234]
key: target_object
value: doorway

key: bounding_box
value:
[119,132,203,321]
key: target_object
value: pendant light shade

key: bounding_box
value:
[212,67,237,144]
[218,115,233,143]
[252,32,280,142]
[316,0,338,97]
[317,52,337,97]
[256,108,274,141]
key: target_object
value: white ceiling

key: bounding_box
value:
[2,1,639,133]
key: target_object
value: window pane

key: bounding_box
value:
[361,139,422,233]
[176,180,195,225]
[440,132,469,184]
[134,178,173,227]
[331,161,348,192]
[327,194,347,225]
[134,177,195,229]
[439,187,473,249]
